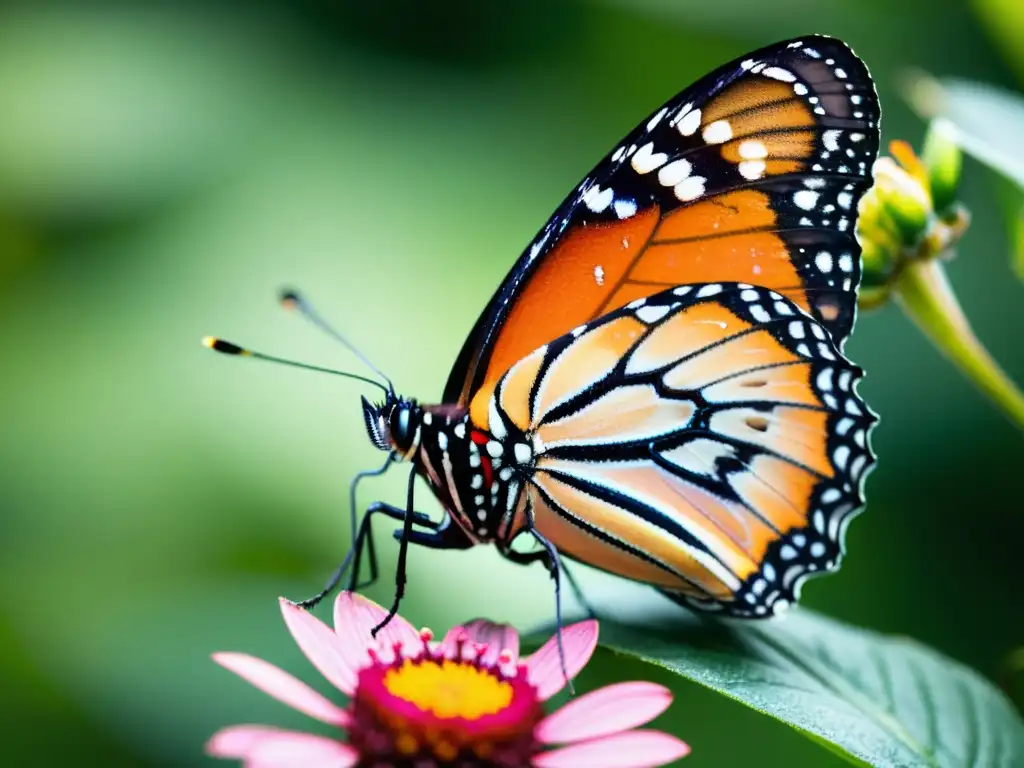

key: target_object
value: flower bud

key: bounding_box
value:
[869,156,932,248]
[921,119,963,217]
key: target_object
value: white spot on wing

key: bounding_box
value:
[793,189,819,210]
[636,304,671,323]
[738,140,768,159]
[677,108,702,136]
[631,142,668,174]
[749,304,771,323]
[658,158,692,186]
[762,66,796,82]
[817,367,834,391]
[613,198,637,219]
[738,160,766,180]
[674,175,706,201]
[834,445,850,470]
[822,488,842,503]
[646,107,668,131]
[582,185,613,213]
[702,120,733,144]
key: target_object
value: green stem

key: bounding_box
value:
[895,258,1024,432]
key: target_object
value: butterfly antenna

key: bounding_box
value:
[201,336,389,393]
[280,289,395,394]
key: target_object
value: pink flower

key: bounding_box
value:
[207,592,690,767]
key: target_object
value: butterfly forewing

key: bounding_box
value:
[445,35,880,431]
[487,283,876,617]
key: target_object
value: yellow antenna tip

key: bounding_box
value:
[202,337,249,356]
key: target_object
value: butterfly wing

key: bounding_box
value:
[445,35,880,434]
[488,282,875,616]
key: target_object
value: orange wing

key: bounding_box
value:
[485,283,876,616]
[444,35,879,425]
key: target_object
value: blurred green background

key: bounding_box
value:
[1,1,1022,765]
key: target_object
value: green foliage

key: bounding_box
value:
[905,74,1024,284]
[906,76,1024,191]
[573,597,1024,767]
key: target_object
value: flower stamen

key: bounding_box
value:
[384,659,514,719]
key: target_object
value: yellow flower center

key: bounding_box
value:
[383,659,514,720]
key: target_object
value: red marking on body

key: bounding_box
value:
[470,430,494,488]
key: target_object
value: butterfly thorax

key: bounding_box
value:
[361,395,528,545]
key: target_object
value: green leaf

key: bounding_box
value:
[972,0,1024,83]
[902,74,1024,285]
[558,587,1024,767]
[903,74,1024,191]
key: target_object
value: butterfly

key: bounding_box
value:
[206,34,880,631]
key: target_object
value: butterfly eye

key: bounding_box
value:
[361,396,390,452]
[388,402,416,453]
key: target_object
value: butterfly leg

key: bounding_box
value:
[347,502,439,591]
[293,502,434,610]
[371,465,418,636]
[294,454,400,609]
[524,518,575,695]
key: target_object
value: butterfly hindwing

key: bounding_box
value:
[488,282,876,616]
[446,35,880,431]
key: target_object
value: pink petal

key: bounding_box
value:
[536,682,673,744]
[439,619,520,666]
[279,599,358,695]
[212,652,350,727]
[532,730,690,768]
[206,725,284,758]
[524,620,599,701]
[332,592,421,663]
[247,731,358,767]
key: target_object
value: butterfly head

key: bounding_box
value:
[361,394,421,458]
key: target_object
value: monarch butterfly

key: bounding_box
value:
[206,34,879,637]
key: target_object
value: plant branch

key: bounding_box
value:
[895,258,1024,432]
